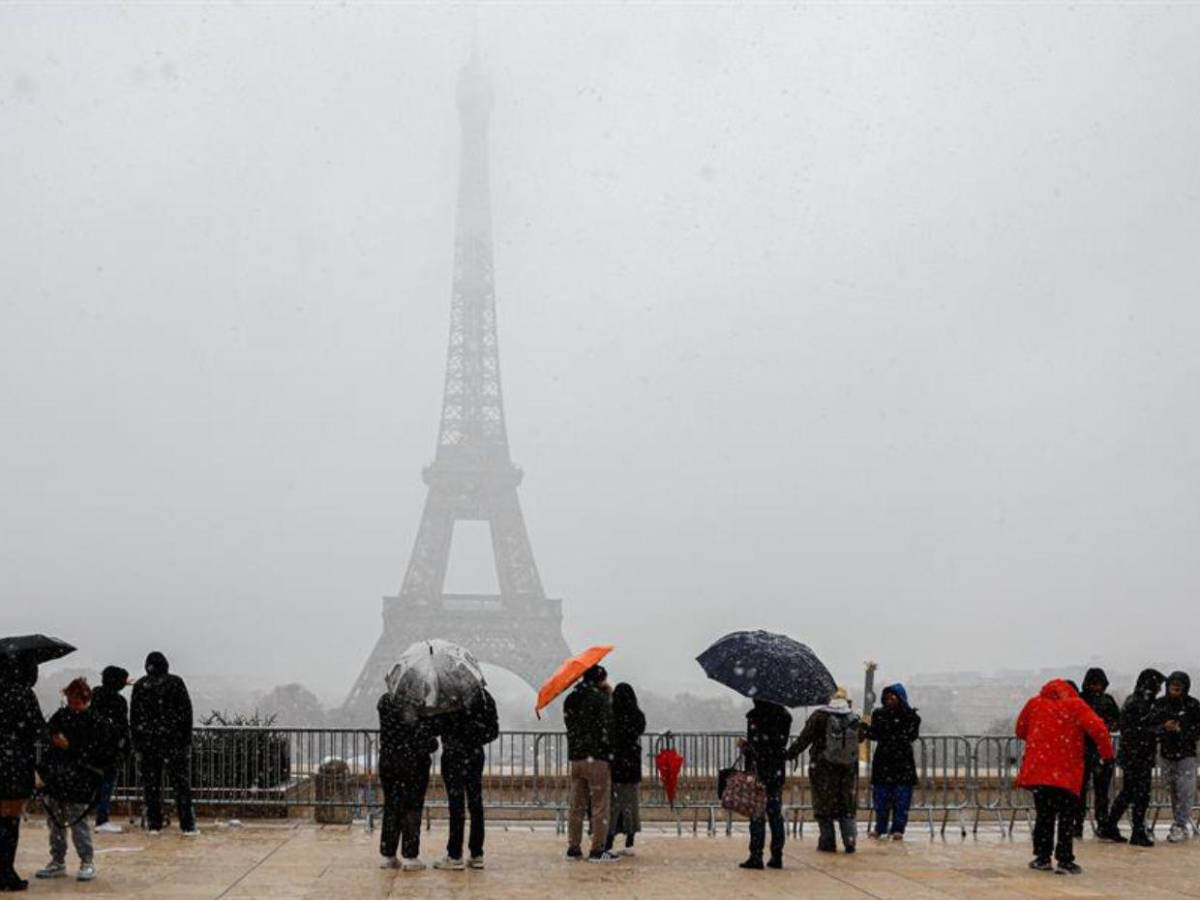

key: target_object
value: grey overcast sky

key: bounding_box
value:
[2,3,1198,703]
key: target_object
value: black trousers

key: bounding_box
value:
[1032,787,1076,864]
[381,764,430,860]
[748,780,785,860]
[0,816,21,881]
[442,748,485,860]
[1076,756,1113,832]
[1108,764,1153,833]
[141,751,195,832]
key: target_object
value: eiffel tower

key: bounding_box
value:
[343,53,570,722]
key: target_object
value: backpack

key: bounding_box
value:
[821,713,861,766]
[470,690,499,747]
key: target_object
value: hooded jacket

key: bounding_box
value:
[563,681,614,762]
[0,655,47,801]
[90,665,132,765]
[1014,679,1113,796]
[744,700,793,789]
[41,706,107,803]
[1080,668,1120,765]
[609,686,647,784]
[1118,668,1166,768]
[437,687,499,756]
[1149,671,1200,761]
[130,652,194,756]
[866,684,921,786]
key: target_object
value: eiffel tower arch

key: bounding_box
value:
[343,51,570,723]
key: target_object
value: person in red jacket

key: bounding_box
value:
[1014,679,1114,875]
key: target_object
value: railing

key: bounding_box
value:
[104,728,1197,836]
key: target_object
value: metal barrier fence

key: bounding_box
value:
[102,728,1197,836]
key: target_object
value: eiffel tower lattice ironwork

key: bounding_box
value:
[343,54,570,721]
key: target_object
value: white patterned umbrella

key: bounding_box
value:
[386,640,486,713]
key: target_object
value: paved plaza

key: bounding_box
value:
[9,819,1200,898]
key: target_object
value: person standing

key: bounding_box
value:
[0,654,47,893]
[1014,679,1113,875]
[866,684,920,840]
[788,687,862,855]
[377,692,438,871]
[432,686,498,871]
[563,665,618,862]
[605,684,646,857]
[130,652,196,835]
[1100,668,1165,846]
[740,699,792,869]
[1148,671,1200,843]
[35,678,104,883]
[1074,668,1119,838]
[89,666,132,834]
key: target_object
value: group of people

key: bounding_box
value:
[738,681,922,869]
[0,651,198,891]
[1016,667,1199,874]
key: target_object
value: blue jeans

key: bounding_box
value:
[873,784,913,835]
[94,769,117,825]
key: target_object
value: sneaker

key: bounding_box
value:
[433,856,465,871]
[1130,831,1155,848]
[587,850,621,863]
[1167,825,1189,843]
[400,858,426,872]
[145,828,162,836]
[738,856,764,870]
[76,863,96,883]
[94,822,123,834]
[843,842,856,854]
[35,862,67,880]
[467,855,485,869]
[379,856,399,869]
[619,847,636,857]
[766,856,783,869]
[1028,858,1053,871]
[181,828,200,836]
[565,847,583,861]
[1055,861,1082,875]
[867,832,881,840]
[891,832,904,841]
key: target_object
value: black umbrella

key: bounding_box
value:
[0,634,76,664]
[696,630,836,708]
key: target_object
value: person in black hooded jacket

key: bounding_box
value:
[378,692,438,869]
[1147,671,1200,842]
[1074,668,1120,837]
[1100,668,1164,845]
[605,683,646,855]
[130,652,195,834]
[0,653,47,892]
[89,666,131,832]
[866,683,920,840]
[431,687,498,869]
[739,699,792,869]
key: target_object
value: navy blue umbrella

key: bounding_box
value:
[696,630,836,708]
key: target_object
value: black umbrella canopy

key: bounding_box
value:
[0,634,76,665]
[696,630,836,708]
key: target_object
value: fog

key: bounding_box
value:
[3,3,1198,711]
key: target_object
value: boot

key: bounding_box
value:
[1096,821,1126,843]
[739,855,764,870]
[816,819,837,853]
[0,817,27,892]
[1129,829,1155,848]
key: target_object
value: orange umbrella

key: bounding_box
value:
[535,645,614,717]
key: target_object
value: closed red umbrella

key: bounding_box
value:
[655,747,685,808]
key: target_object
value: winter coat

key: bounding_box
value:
[789,704,860,818]
[744,701,792,791]
[40,707,107,804]
[867,684,921,786]
[1118,669,1165,768]
[1014,679,1113,797]
[563,682,613,762]
[1080,668,1120,766]
[1148,671,1200,761]
[130,654,193,757]
[90,666,132,767]
[377,694,438,780]
[610,703,647,785]
[437,688,499,756]
[0,662,46,801]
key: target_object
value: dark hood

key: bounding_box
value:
[1135,668,1166,695]
[145,652,169,677]
[0,653,39,688]
[882,683,910,708]
[101,665,129,690]
[1083,668,1109,690]
[1167,670,1191,696]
